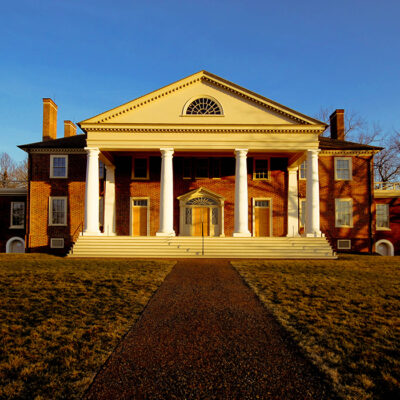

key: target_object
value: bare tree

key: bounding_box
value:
[315,107,380,144]
[0,152,28,188]
[315,108,400,182]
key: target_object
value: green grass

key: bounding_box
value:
[0,254,175,400]
[232,255,400,400]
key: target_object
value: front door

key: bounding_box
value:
[254,200,271,237]
[132,199,148,236]
[193,207,210,236]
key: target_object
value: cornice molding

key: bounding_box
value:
[320,150,378,155]
[26,148,86,154]
[84,127,324,134]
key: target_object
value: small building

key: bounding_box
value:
[18,71,398,257]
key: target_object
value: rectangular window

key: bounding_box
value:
[50,238,65,248]
[376,204,390,229]
[10,202,25,228]
[299,199,306,227]
[212,208,218,225]
[183,158,192,179]
[133,199,148,206]
[195,158,209,178]
[300,161,307,180]
[212,158,221,178]
[335,157,352,180]
[49,197,67,226]
[335,199,353,227]
[185,208,192,224]
[132,157,149,179]
[253,158,269,180]
[50,155,68,178]
[337,239,351,250]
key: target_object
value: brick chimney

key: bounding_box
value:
[42,98,58,141]
[64,120,77,137]
[330,109,345,141]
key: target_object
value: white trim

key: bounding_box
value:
[6,237,25,253]
[10,201,25,229]
[299,160,307,180]
[335,198,353,228]
[130,197,150,236]
[337,239,351,250]
[49,196,68,226]
[252,197,273,237]
[334,157,352,181]
[299,199,306,228]
[50,155,68,178]
[376,203,390,230]
[132,156,150,180]
[181,95,224,116]
[253,157,270,180]
[50,238,65,249]
[375,239,394,256]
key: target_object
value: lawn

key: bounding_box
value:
[232,255,400,400]
[0,254,175,400]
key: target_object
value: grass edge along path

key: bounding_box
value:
[0,254,175,400]
[232,255,400,400]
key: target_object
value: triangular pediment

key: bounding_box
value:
[177,187,225,204]
[79,71,326,129]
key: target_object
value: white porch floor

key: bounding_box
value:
[69,236,336,259]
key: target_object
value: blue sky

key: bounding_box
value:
[1,0,399,161]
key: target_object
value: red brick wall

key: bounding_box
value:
[0,195,27,252]
[299,155,373,253]
[28,153,87,254]
[115,155,288,237]
[374,197,400,255]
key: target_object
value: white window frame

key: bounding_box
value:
[337,239,351,250]
[50,238,65,248]
[299,161,307,180]
[376,203,390,230]
[132,156,149,180]
[299,199,306,227]
[49,196,68,226]
[253,157,270,180]
[50,155,68,178]
[10,201,25,229]
[335,198,353,227]
[334,157,352,181]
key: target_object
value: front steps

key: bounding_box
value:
[69,236,336,259]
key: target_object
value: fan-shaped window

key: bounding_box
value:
[186,98,222,115]
[186,197,218,206]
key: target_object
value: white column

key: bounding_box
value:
[156,148,175,236]
[287,167,300,237]
[233,149,251,237]
[104,165,116,236]
[84,147,101,235]
[305,149,322,237]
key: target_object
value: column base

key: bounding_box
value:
[233,232,251,237]
[286,233,301,237]
[305,232,322,238]
[156,231,176,237]
[83,230,102,236]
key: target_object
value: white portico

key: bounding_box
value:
[75,70,334,258]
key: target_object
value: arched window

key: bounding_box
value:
[186,197,218,206]
[185,98,222,115]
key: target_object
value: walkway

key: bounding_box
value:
[85,260,333,399]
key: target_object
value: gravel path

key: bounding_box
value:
[85,260,333,399]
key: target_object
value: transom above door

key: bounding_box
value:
[178,188,225,237]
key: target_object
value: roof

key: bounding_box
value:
[319,136,382,151]
[0,188,27,196]
[19,134,87,151]
[79,70,328,127]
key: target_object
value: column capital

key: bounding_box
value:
[84,147,100,156]
[234,149,248,157]
[307,149,321,156]
[160,148,174,157]
[105,164,116,172]
[287,166,299,173]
